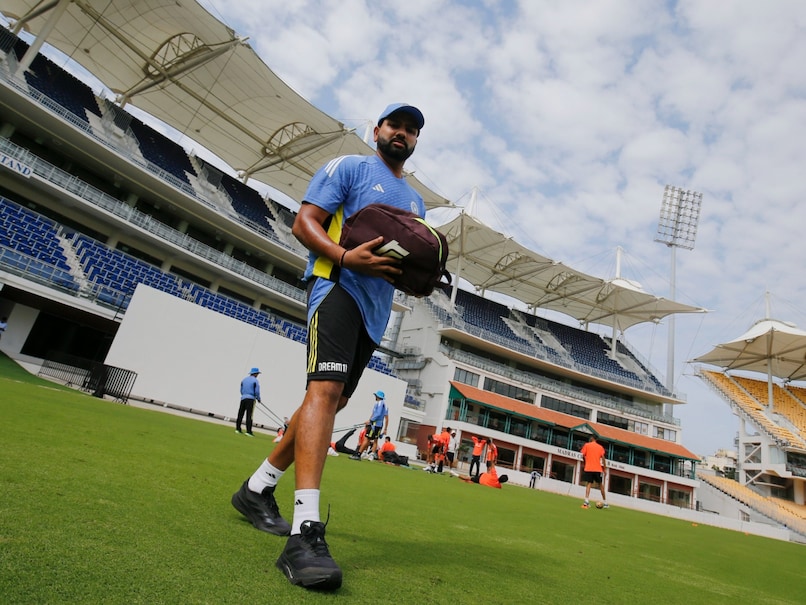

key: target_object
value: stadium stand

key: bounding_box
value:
[71,234,180,299]
[12,38,101,123]
[780,385,806,433]
[127,116,197,186]
[698,473,806,536]
[0,196,76,291]
[1,197,71,272]
[424,286,670,396]
[218,172,276,234]
[701,371,806,448]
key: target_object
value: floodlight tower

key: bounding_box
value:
[655,185,702,408]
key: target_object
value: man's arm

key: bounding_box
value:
[292,203,402,281]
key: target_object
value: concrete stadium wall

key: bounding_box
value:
[104,285,408,439]
[0,299,37,355]
[515,472,795,542]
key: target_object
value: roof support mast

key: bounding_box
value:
[9,0,70,76]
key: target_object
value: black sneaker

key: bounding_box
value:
[276,521,342,590]
[349,453,361,461]
[231,481,291,536]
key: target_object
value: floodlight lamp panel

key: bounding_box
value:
[655,185,703,249]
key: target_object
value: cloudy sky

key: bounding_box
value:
[192,0,806,456]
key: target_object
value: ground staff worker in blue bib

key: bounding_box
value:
[236,367,261,436]
[230,103,426,591]
[351,390,389,460]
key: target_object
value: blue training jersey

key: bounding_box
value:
[302,154,425,344]
[370,399,388,427]
[240,375,260,401]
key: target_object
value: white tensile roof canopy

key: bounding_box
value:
[693,317,806,406]
[440,213,706,333]
[694,318,806,382]
[2,0,450,209]
[2,0,706,336]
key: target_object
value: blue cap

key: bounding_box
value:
[374,390,385,399]
[249,367,261,374]
[377,103,424,130]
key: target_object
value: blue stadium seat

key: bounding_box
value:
[219,173,275,234]
[0,197,76,283]
[128,117,197,185]
[14,41,101,122]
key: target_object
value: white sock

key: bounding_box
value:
[248,459,284,493]
[292,489,320,535]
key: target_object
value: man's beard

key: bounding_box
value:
[377,134,415,162]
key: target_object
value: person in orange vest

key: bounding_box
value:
[428,433,445,473]
[378,436,397,463]
[580,435,608,509]
[435,426,452,473]
[425,430,445,473]
[425,433,436,467]
[485,438,498,471]
[469,436,487,477]
[453,465,508,489]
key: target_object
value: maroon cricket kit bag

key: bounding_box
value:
[339,203,451,297]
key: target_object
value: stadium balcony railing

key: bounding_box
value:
[0,57,302,256]
[422,292,674,399]
[0,246,78,293]
[0,199,398,376]
[443,345,680,426]
[452,401,687,476]
[0,198,71,271]
[0,138,306,305]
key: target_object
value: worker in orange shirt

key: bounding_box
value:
[435,426,452,473]
[425,433,435,467]
[378,436,397,462]
[425,430,445,473]
[469,436,487,477]
[580,435,608,509]
[485,438,498,471]
[453,465,508,489]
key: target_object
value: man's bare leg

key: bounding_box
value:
[274,380,348,590]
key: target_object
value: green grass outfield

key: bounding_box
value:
[0,353,803,604]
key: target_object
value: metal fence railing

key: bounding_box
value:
[38,352,137,403]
